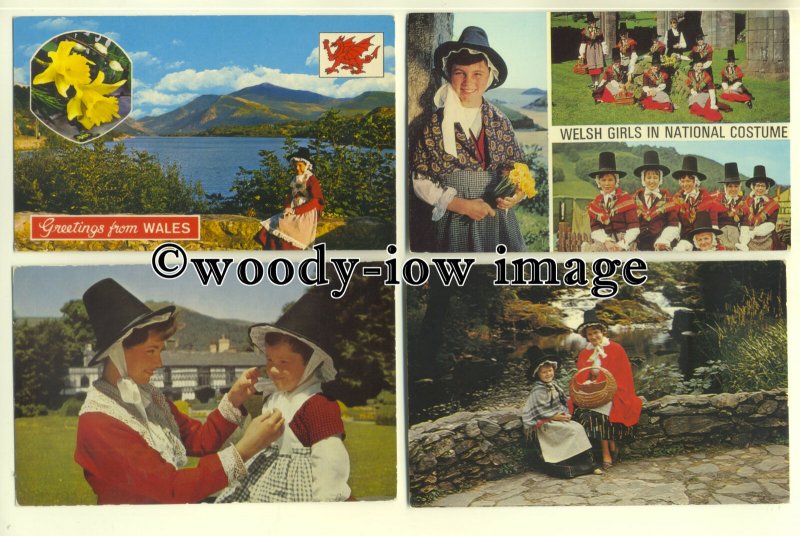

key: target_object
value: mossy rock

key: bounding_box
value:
[595,298,670,326]
[504,299,571,333]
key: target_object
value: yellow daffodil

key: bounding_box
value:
[508,162,537,199]
[32,40,93,97]
[67,71,127,129]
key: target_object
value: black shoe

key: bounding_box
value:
[746,100,753,109]
[638,103,645,110]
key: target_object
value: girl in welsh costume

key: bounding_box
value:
[719,50,755,108]
[579,13,608,89]
[411,26,528,252]
[217,292,351,502]
[740,165,780,251]
[569,311,642,470]
[582,151,640,252]
[258,147,324,250]
[521,350,598,478]
[716,162,749,250]
[671,156,725,251]
[632,151,679,250]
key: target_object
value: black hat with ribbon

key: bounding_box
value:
[726,49,737,62]
[434,26,508,89]
[82,278,176,366]
[586,12,599,23]
[687,211,722,240]
[589,151,627,178]
[634,150,670,176]
[718,162,742,184]
[746,165,776,189]
[526,345,559,381]
[672,155,707,181]
[576,309,608,337]
[618,23,629,35]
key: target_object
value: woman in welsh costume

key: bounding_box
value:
[74,279,285,504]
[569,310,642,470]
[411,26,529,252]
[258,147,324,250]
[740,165,780,251]
[582,151,640,252]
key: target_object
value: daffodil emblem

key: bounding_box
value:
[32,40,94,97]
[67,71,127,130]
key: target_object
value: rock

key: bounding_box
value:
[477,418,501,438]
[687,463,719,475]
[715,483,763,495]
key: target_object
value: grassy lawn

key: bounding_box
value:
[552,42,789,125]
[14,415,395,505]
[515,208,550,251]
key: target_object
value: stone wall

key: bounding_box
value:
[14,212,393,251]
[746,11,790,81]
[408,389,787,501]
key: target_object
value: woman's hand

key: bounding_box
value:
[236,409,285,462]
[552,413,572,422]
[448,197,496,221]
[496,189,524,210]
[227,367,260,408]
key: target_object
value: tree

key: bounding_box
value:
[13,319,69,411]
[60,299,94,366]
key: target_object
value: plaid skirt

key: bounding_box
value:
[573,407,636,442]
[215,445,313,503]
[433,169,525,252]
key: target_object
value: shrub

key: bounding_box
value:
[58,397,84,417]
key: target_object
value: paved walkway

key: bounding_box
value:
[429,444,790,506]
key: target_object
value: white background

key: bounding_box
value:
[0,1,797,535]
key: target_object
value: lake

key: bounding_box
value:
[108,137,310,196]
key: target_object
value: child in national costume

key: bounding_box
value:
[638,53,674,112]
[579,13,608,89]
[716,162,749,250]
[686,53,724,122]
[615,23,638,84]
[593,48,626,104]
[632,151,679,251]
[411,26,528,252]
[719,49,754,109]
[216,292,351,502]
[520,351,598,478]
[258,147,324,250]
[739,165,780,251]
[569,311,642,470]
[671,156,725,251]
[582,151,640,252]
[688,211,725,251]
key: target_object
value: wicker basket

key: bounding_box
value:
[615,90,635,105]
[573,62,588,75]
[570,366,618,409]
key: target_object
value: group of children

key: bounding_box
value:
[582,151,780,252]
[580,14,755,121]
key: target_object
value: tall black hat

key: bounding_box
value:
[695,29,706,39]
[687,211,722,240]
[248,291,338,380]
[82,278,177,366]
[651,52,663,66]
[586,12,599,23]
[618,23,629,35]
[672,156,707,181]
[589,151,627,178]
[288,146,312,163]
[434,26,508,89]
[576,309,608,337]
[726,49,737,62]
[746,165,776,189]
[526,346,559,380]
[718,162,742,184]
[634,150,670,176]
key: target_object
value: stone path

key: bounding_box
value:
[429,444,790,506]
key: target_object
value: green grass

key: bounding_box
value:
[14,415,395,505]
[515,208,550,251]
[552,42,789,125]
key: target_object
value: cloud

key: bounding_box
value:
[18,43,42,58]
[33,17,76,31]
[384,45,395,58]
[102,31,122,42]
[171,39,183,46]
[129,51,161,66]
[14,67,29,85]
[130,107,171,119]
[166,60,185,69]
[154,64,394,98]
[305,47,319,66]
[136,88,199,107]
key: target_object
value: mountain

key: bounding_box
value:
[137,84,394,135]
[522,87,547,96]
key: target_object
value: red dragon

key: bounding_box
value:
[322,35,380,75]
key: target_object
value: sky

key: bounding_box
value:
[639,139,790,186]
[453,12,548,91]
[13,16,395,118]
[12,264,308,323]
